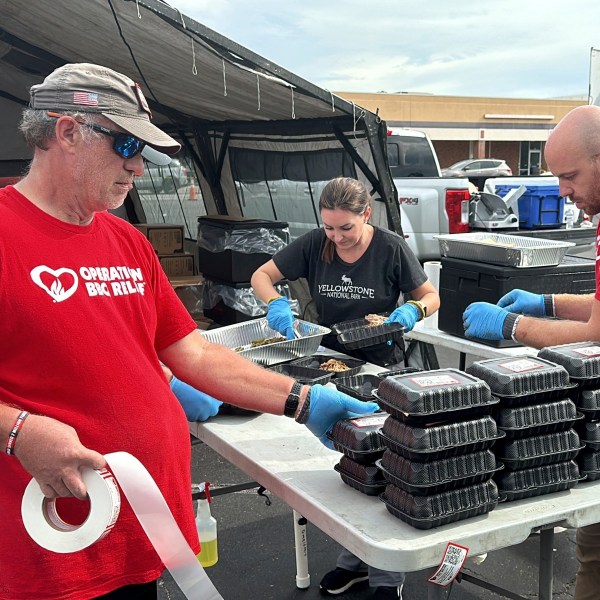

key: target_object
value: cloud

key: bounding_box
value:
[167,0,600,98]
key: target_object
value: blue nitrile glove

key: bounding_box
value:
[170,376,222,422]
[497,289,546,316]
[266,297,295,340]
[463,302,511,340]
[305,384,379,449]
[384,303,419,333]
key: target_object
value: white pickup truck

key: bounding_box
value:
[388,128,595,262]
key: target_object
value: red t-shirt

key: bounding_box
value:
[0,186,199,599]
[595,221,600,300]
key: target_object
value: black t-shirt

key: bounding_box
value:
[273,226,427,366]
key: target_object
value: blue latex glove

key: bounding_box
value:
[463,302,510,340]
[384,303,419,333]
[497,289,546,316]
[170,376,222,422]
[266,297,295,340]
[305,384,379,449]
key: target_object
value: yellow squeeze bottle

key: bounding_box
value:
[195,483,218,567]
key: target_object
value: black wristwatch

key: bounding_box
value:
[283,381,303,418]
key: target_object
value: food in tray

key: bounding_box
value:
[319,358,350,372]
[234,336,285,352]
[365,313,387,327]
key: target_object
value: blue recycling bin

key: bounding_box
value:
[496,183,565,229]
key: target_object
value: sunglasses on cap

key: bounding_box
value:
[47,112,145,159]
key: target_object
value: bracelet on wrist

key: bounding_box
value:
[267,296,282,305]
[295,388,312,424]
[6,410,29,456]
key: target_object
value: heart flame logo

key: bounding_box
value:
[30,266,78,302]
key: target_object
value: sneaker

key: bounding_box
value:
[372,586,402,600]
[319,567,369,595]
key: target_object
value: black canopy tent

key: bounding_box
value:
[0,0,402,234]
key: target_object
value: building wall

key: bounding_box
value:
[336,92,586,174]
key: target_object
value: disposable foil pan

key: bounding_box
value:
[436,233,574,268]
[200,318,330,366]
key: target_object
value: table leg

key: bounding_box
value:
[538,528,554,600]
[459,352,466,371]
[293,510,310,588]
[427,582,450,599]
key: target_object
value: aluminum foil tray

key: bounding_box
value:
[200,318,330,366]
[436,232,574,268]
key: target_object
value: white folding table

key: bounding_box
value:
[189,412,600,600]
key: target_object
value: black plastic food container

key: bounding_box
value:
[267,363,334,385]
[495,428,583,470]
[335,374,384,402]
[380,479,499,529]
[538,342,600,387]
[289,354,365,378]
[334,455,387,496]
[495,460,583,501]
[377,449,501,495]
[328,414,388,463]
[466,356,571,400]
[380,415,503,461]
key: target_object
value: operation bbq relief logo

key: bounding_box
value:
[30,265,146,302]
[318,274,375,300]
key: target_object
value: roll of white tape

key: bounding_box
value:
[21,452,223,600]
[21,467,120,554]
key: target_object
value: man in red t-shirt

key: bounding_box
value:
[0,63,377,600]
[462,104,600,600]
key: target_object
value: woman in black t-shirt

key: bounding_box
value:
[251,177,440,600]
[252,176,440,368]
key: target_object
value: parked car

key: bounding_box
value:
[442,158,512,179]
[135,158,191,193]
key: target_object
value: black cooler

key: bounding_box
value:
[438,255,596,347]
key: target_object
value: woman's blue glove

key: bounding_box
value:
[305,384,379,449]
[384,303,419,332]
[497,289,545,316]
[170,376,222,422]
[266,297,295,340]
[463,302,509,340]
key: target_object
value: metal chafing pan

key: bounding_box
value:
[436,233,574,268]
[200,318,330,366]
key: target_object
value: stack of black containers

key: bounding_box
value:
[467,356,584,501]
[537,343,600,483]
[371,369,502,529]
[197,216,290,326]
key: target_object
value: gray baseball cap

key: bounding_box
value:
[30,63,181,154]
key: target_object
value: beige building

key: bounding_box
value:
[336,92,586,175]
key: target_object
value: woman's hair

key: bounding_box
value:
[319,177,371,263]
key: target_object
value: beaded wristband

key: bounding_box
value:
[6,410,29,456]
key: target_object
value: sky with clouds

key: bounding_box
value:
[165,0,599,100]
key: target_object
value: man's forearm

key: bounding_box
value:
[553,293,595,321]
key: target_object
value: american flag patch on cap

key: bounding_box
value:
[73,91,99,106]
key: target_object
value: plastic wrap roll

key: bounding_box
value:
[423,261,441,330]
